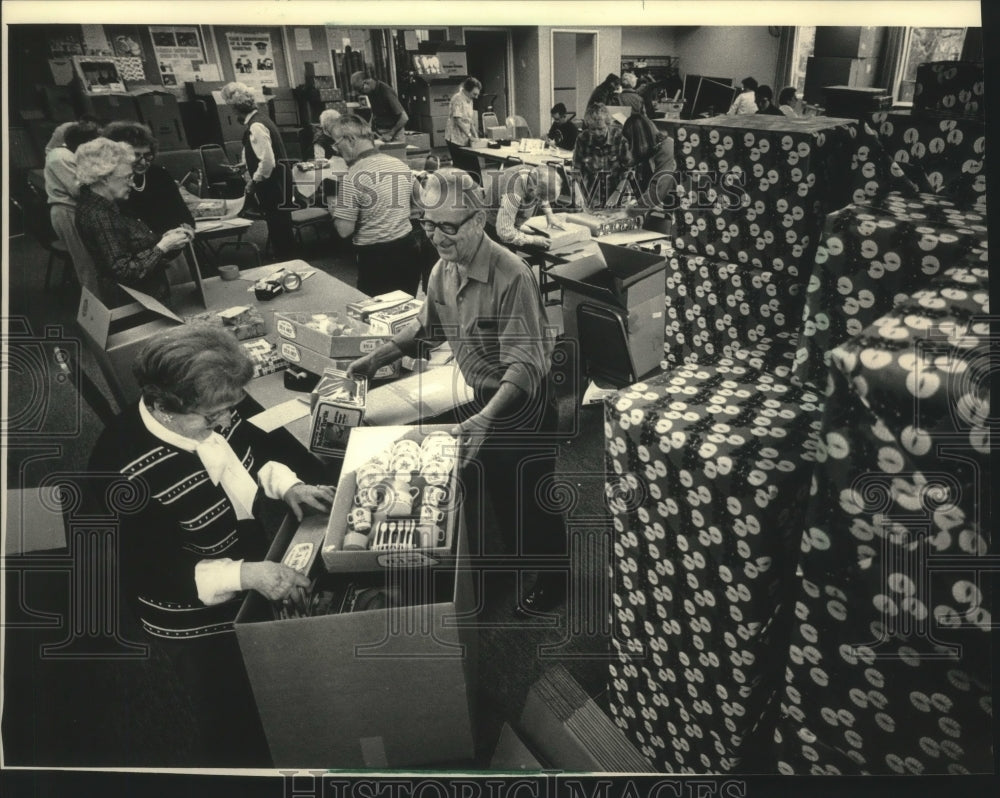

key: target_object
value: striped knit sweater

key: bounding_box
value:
[89,405,274,640]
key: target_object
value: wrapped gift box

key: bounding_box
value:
[663,253,804,373]
[672,115,886,267]
[308,369,367,454]
[791,193,989,393]
[912,61,985,122]
[774,279,991,775]
[605,363,824,772]
[867,111,986,210]
[185,305,266,341]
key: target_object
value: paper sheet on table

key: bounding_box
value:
[247,399,311,432]
[240,264,317,284]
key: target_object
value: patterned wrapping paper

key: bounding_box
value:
[912,61,985,122]
[867,111,986,211]
[791,193,989,394]
[605,363,825,772]
[773,276,991,775]
[671,116,888,268]
[185,307,268,341]
[663,253,802,375]
[241,339,288,377]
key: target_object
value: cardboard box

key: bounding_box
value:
[804,56,877,102]
[322,426,463,571]
[77,286,185,404]
[366,299,423,336]
[242,339,288,377]
[548,242,666,378]
[437,49,468,77]
[277,338,396,379]
[822,85,893,117]
[812,26,884,59]
[235,510,476,768]
[410,78,460,116]
[416,114,451,148]
[308,370,367,455]
[275,311,388,358]
[346,290,414,322]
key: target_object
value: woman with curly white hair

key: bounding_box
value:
[74,137,193,307]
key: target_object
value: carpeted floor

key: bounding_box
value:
[3,217,615,769]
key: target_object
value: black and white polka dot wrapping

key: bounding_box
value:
[773,278,991,775]
[868,111,986,211]
[791,193,988,394]
[605,364,824,772]
[663,253,802,375]
[912,61,985,122]
[671,117,885,268]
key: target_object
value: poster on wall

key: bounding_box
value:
[149,25,210,87]
[226,30,278,90]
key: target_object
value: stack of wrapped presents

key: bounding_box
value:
[604,62,989,774]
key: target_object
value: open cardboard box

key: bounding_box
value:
[234,506,477,768]
[322,425,465,572]
[548,242,666,379]
[275,311,389,358]
[76,285,186,404]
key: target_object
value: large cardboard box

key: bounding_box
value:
[548,242,666,379]
[410,78,460,116]
[812,26,884,59]
[804,55,877,103]
[436,49,468,78]
[416,114,451,148]
[234,497,476,768]
[76,286,186,404]
[132,89,188,151]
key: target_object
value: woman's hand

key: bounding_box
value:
[241,561,310,601]
[546,215,566,231]
[157,228,191,253]
[283,482,336,521]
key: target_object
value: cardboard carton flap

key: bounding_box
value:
[597,242,666,286]
[120,285,186,323]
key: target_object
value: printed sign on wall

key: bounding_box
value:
[149,26,209,87]
[226,30,279,89]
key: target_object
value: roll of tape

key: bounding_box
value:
[281,271,303,292]
[218,264,240,281]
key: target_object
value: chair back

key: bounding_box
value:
[506,115,532,140]
[199,144,245,198]
[18,179,60,250]
[156,149,205,184]
[481,112,500,135]
[53,345,119,428]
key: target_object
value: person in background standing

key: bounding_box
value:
[618,71,644,113]
[778,86,800,116]
[327,114,422,296]
[44,120,100,293]
[573,103,632,210]
[350,72,409,143]
[588,73,622,108]
[727,76,759,115]
[221,81,295,261]
[445,77,484,183]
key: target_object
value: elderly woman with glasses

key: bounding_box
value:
[102,121,195,236]
[89,324,334,765]
[75,137,193,307]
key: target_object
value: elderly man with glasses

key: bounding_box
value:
[348,169,567,617]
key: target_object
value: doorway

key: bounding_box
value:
[551,30,598,119]
[464,29,510,132]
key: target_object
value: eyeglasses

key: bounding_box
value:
[420,213,478,237]
[109,171,135,185]
[194,403,240,427]
[133,152,156,162]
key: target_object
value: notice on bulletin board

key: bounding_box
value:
[149,25,209,88]
[226,30,278,89]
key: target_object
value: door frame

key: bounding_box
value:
[462,26,515,117]
[549,28,600,110]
